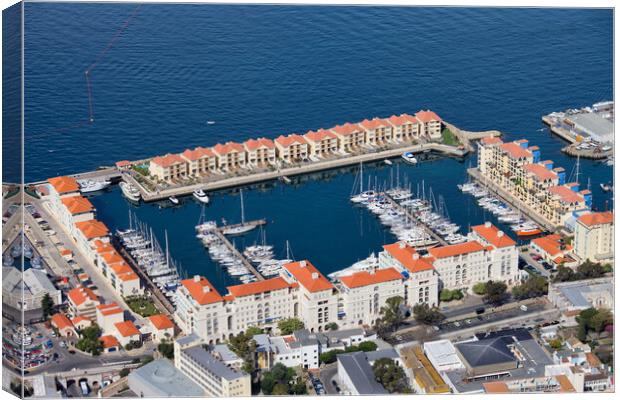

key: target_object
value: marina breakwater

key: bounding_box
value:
[125,142,471,202]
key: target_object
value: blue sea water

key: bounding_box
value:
[15,4,613,291]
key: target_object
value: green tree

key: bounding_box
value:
[41,293,55,320]
[374,296,405,337]
[472,282,487,295]
[158,340,174,359]
[553,265,576,282]
[277,318,305,335]
[119,368,130,378]
[319,349,345,364]
[577,320,588,342]
[272,383,289,395]
[260,363,300,395]
[245,326,263,336]
[325,322,339,331]
[229,331,257,373]
[356,341,378,352]
[512,276,548,300]
[548,338,563,350]
[371,358,410,393]
[589,309,613,333]
[483,281,507,305]
[76,324,103,356]
[413,303,446,325]
[440,289,463,302]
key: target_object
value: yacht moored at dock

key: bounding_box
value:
[78,179,111,193]
[192,189,210,203]
[119,181,141,202]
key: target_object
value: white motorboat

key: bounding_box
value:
[79,179,112,193]
[169,196,179,205]
[193,189,210,203]
[119,181,141,202]
[384,159,393,165]
[402,152,418,164]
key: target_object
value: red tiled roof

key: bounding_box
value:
[555,375,576,392]
[532,234,565,257]
[181,147,215,161]
[115,160,131,168]
[382,242,435,273]
[68,286,99,307]
[227,277,292,298]
[471,223,516,248]
[180,276,223,305]
[100,335,120,349]
[149,314,174,330]
[75,220,109,239]
[274,134,308,147]
[415,110,442,123]
[151,153,186,168]
[549,185,584,203]
[359,118,390,130]
[500,142,532,159]
[117,271,139,282]
[244,137,275,151]
[578,211,613,227]
[212,142,245,155]
[102,250,124,266]
[523,163,558,181]
[388,113,418,126]
[61,196,94,215]
[51,313,73,330]
[71,316,91,326]
[304,129,337,142]
[428,241,486,259]
[115,321,140,337]
[480,136,503,145]
[48,176,79,194]
[96,303,124,317]
[283,260,334,293]
[331,122,363,136]
[339,267,403,289]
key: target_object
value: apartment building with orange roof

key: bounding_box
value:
[67,285,100,319]
[181,147,217,176]
[147,314,175,342]
[359,117,394,145]
[380,242,440,307]
[244,138,276,166]
[387,113,420,142]
[96,303,125,333]
[330,122,366,153]
[114,320,141,346]
[174,275,226,340]
[415,110,443,139]
[531,234,576,267]
[149,153,189,182]
[478,137,591,228]
[274,134,309,163]
[282,260,338,333]
[212,141,246,170]
[74,219,110,256]
[574,211,614,263]
[56,195,95,237]
[226,277,299,333]
[336,267,404,328]
[304,129,339,158]
[51,313,77,337]
[47,175,81,218]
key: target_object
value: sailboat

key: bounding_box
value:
[350,162,376,203]
[222,189,257,236]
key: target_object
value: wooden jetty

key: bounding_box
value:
[212,219,267,282]
[382,192,448,246]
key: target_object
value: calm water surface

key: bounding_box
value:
[16,5,613,291]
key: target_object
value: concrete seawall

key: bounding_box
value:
[442,121,502,152]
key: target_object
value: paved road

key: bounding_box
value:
[388,299,555,346]
[318,364,339,395]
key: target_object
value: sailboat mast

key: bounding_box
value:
[165,230,170,268]
[240,189,245,224]
[360,162,363,194]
